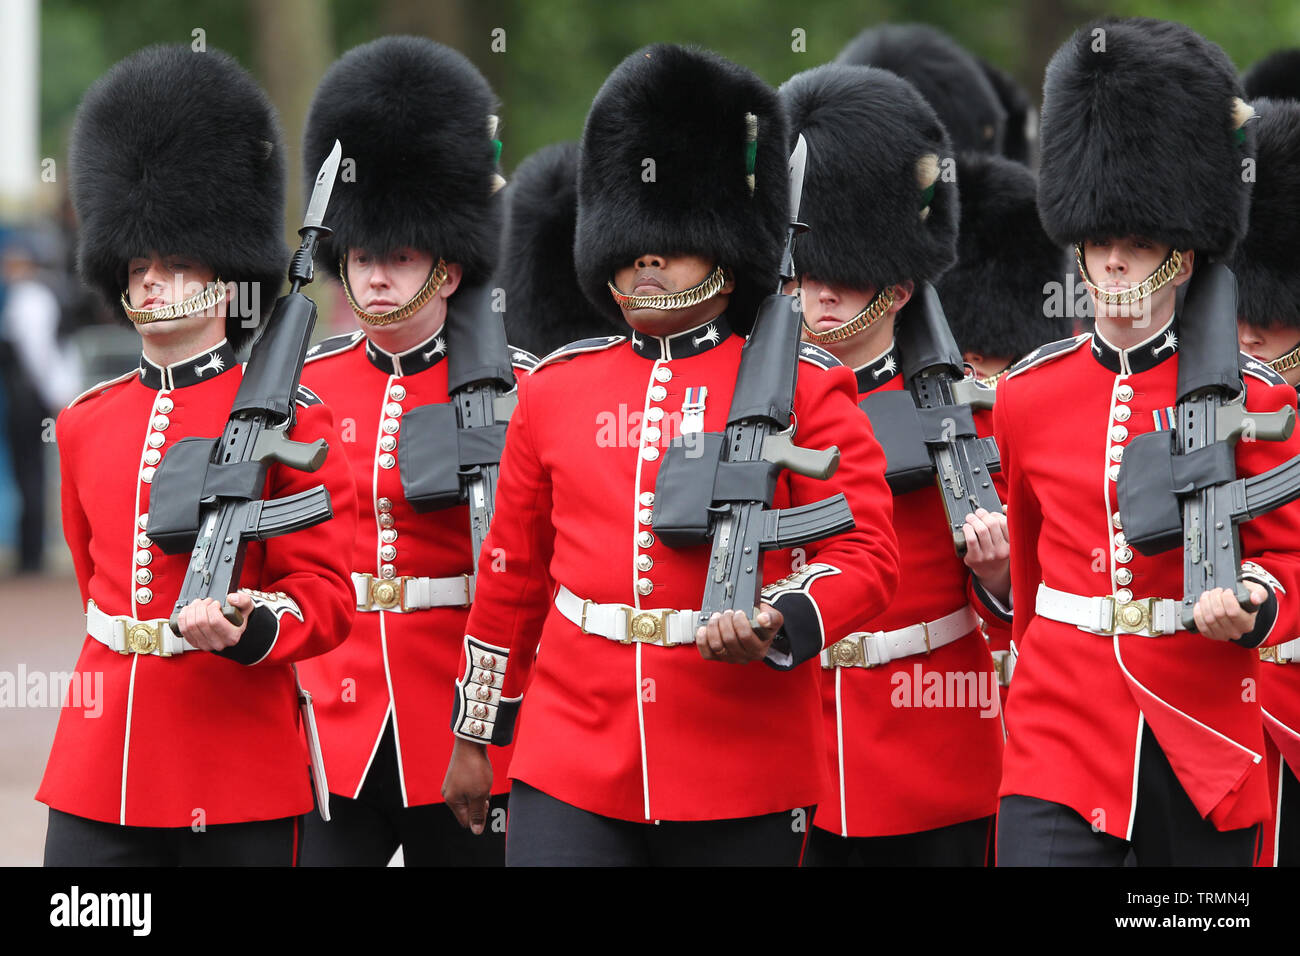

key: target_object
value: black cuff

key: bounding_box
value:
[1233,588,1277,649]
[971,574,1013,624]
[215,604,278,665]
[764,592,822,671]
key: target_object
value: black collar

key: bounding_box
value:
[1090,315,1179,375]
[853,342,902,391]
[139,340,237,390]
[364,326,447,376]
[629,316,733,361]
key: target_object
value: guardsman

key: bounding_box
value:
[995,18,1300,865]
[780,63,1008,865]
[40,44,358,866]
[1233,98,1300,866]
[442,44,900,866]
[501,142,619,358]
[295,36,536,866]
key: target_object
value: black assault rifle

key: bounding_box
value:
[147,142,344,634]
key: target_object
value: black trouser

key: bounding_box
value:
[505,780,813,866]
[804,814,995,866]
[299,718,507,866]
[997,724,1258,866]
[1275,759,1300,866]
[44,808,301,866]
[1,354,47,573]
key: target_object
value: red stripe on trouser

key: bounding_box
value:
[292,816,300,867]
[798,807,812,867]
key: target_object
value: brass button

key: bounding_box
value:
[135,549,153,566]
[1109,445,1124,462]
[637,531,655,548]
[1113,405,1131,422]
[469,720,486,737]
[649,385,667,402]
[646,407,665,422]
[475,685,492,701]
[472,703,489,718]
[1112,511,1123,529]
[382,418,400,435]
[654,367,673,383]
[377,497,393,512]
[379,453,396,469]
[636,554,653,572]
[147,432,165,448]
[389,384,407,401]
[135,568,153,585]
[1114,532,1126,547]
[479,655,497,669]
[640,446,660,462]
[379,513,395,528]
[1108,464,1120,482]
[143,448,161,466]
[156,397,174,413]
[138,513,149,529]
[639,492,655,506]
[385,402,403,418]
[379,564,396,579]
[1110,425,1128,442]
[1117,385,1134,402]
[1115,547,1133,563]
[1115,568,1133,586]
[380,528,398,544]
[152,415,170,431]
[638,508,653,525]
[141,466,157,483]
[636,578,653,596]
[479,671,497,686]
[379,435,397,452]
[379,544,397,561]
[135,587,154,604]
[1115,588,1133,604]
[136,533,152,548]
[642,427,661,443]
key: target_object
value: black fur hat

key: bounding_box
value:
[302,36,501,285]
[977,58,1034,165]
[937,153,1071,359]
[1037,18,1255,258]
[779,64,958,291]
[574,44,789,335]
[68,44,287,350]
[501,142,621,355]
[1244,49,1300,102]
[1232,100,1300,330]
[836,23,1005,156]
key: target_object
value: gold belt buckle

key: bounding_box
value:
[1112,597,1155,635]
[368,574,404,611]
[123,620,167,656]
[1260,645,1285,664]
[829,634,864,668]
[622,608,671,645]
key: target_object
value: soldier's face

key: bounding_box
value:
[345,247,435,314]
[1080,236,1190,324]
[795,278,876,337]
[1239,321,1300,386]
[611,252,733,335]
[126,252,227,335]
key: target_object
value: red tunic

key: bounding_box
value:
[297,328,535,806]
[456,321,900,822]
[995,323,1300,837]
[38,341,358,827]
[815,343,1008,838]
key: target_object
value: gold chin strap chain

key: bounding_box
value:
[340,257,450,326]
[1075,245,1184,306]
[120,280,227,324]
[800,286,896,345]
[1269,341,1300,374]
[606,266,729,311]
[978,366,1010,388]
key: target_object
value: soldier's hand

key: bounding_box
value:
[178,592,252,652]
[696,604,782,664]
[443,739,494,835]
[1192,582,1267,642]
[962,508,1011,605]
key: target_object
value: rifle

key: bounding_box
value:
[398,283,519,579]
[1118,263,1296,630]
[147,142,344,632]
[858,283,1002,552]
[651,134,856,627]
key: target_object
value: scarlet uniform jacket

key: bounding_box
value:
[38,340,359,827]
[817,343,1009,838]
[454,319,901,822]
[995,318,1300,835]
[297,328,538,806]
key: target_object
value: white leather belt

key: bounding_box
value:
[1261,636,1300,664]
[86,599,193,657]
[1036,582,1185,637]
[555,585,699,646]
[821,605,978,668]
[352,572,475,612]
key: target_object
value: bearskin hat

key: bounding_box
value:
[500,142,621,355]
[1232,99,1300,330]
[302,36,501,285]
[68,44,287,350]
[779,64,958,292]
[574,44,789,335]
[1037,18,1254,258]
[936,153,1070,359]
[1244,49,1300,102]
[836,23,1005,156]
[977,58,1034,165]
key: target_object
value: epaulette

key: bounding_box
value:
[508,346,540,371]
[66,369,137,409]
[1004,333,1091,380]
[530,335,625,374]
[796,343,842,370]
[303,330,365,363]
[1240,353,1289,388]
[295,384,323,407]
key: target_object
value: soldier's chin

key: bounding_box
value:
[621,305,692,335]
